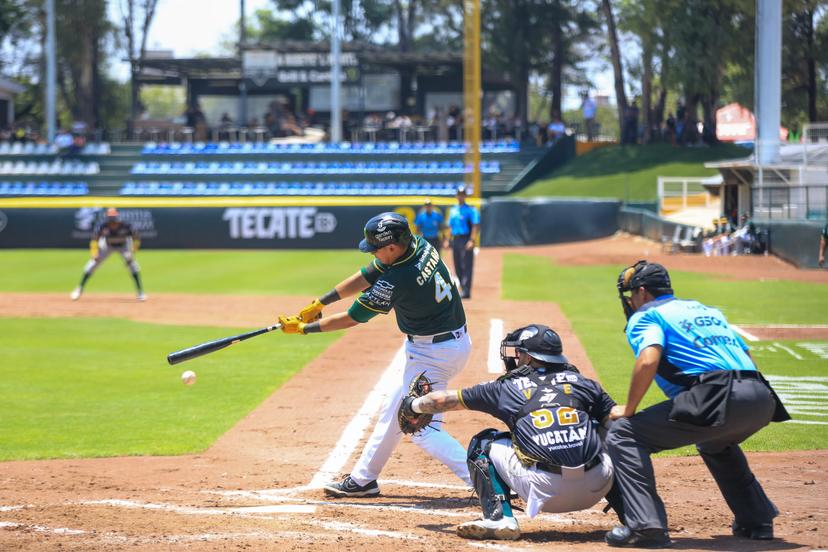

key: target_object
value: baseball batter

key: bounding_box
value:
[398,324,615,540]
[605,260,790,548]
[277,211,472,496]
[71,208,145,301]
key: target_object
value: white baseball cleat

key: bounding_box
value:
[70,287,82,301]
[457,516,520,540]
[137,292,147,302]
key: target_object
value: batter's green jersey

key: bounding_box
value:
[348,236,466,335]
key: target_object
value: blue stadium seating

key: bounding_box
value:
[0,181,89,196]
[119,181,461,197]
[140,140,520,155]
[129,161,501,175]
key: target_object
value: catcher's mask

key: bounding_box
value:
[617,260,673,320]
[500,324,568,372]
[359,212,413,253]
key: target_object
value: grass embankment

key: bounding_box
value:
[518,143,750,201]
[503,254,828,452]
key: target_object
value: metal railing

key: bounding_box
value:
[657,176,718,214]
[752,185,827,220]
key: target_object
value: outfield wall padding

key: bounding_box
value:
[762,220,825,268]
[480,199,620,246]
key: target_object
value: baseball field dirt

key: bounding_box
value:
[0,234,825,551]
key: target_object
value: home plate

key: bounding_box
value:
[226,505,316,514]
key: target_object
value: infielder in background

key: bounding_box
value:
[71,207,146,301]
[399,324,615,540]
[277,211,472,496]
[414,198,444,252]
[444,185,479,299]
[605,260,789,548]
[818,221,827,267]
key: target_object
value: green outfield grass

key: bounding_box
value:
[502,254,828,452]
[518,143,749,201]
[0,249,366,294]
[0,317,340,460]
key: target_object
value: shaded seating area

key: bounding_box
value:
[141,140,520,155]
[120,181,461,196]
[130,160,500,175]
[0,142,111,155]
[0,160,100,175]
[0,181,89,196]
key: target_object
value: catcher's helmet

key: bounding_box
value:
[500,324,568,372]
[359,212,413,253]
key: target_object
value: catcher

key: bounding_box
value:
[71,207,145,301]
[398,324,616,541]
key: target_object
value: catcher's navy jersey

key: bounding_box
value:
[627,295,755,398]
[348,236,466,335]
[94,221,138,248]
[459,367,614,467]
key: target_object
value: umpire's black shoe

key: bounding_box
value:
[323,475,379,498]
[605,526,672,548]
[732,521,773,540]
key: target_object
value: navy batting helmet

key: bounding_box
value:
[359,212,413,253]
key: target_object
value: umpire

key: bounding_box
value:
[444,185,479,299]
[604,260,789,548]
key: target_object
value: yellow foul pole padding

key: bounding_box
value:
[463,0,481,201]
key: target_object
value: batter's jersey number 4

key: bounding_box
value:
[530,407,580,429]
[434,272,452,303]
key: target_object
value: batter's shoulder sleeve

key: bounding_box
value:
[360,258,386,285]
[460,381,504,419]
[348,273,399,322]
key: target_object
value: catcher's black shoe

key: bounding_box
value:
[605,526,672,548]
[732,521,773,540]
[323,475,379,498]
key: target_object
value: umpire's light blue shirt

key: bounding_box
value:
[626,295,755,398]
[448,203,480,236]
[414,209,444,239]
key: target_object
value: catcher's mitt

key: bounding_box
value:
[397,371,434,435]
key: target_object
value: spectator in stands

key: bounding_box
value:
[664,113,677,146]
[547,112,566,143]
[448,105,461,141]
[818,221,827,268]
[676,102,687,144]
[55,128,74,155]
[581,91,597,142]
[189,103,207,141]
[787,124,802,144]
[445,185,480,299]
[415,199,445,252]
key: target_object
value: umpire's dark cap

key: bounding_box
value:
[509,324,568,364]
[359,212,412,253]
[618,260,673,294]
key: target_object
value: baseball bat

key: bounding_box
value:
[166,323,282,365]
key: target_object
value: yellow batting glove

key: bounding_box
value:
[89,240,99,259]
[278,315,307,335]
[298,298,324,323]
[133,238,141,253]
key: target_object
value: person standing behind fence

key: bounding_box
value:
[581,92,597,142]
[415,199,445,252]
[444,186,480,299]
[819,221,827,268]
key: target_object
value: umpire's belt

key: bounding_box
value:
[535,454,602,475]
[407,325,467,344]
[685,369,762,386]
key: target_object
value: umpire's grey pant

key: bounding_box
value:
[606,377,778,532]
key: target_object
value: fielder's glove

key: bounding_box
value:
[278,314,307,335]
[298,298,324,323]
[397,371,434,435]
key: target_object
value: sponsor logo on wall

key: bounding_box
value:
[72,208,158,239]
[223,208,337,239]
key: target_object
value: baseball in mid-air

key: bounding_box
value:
[181,370,197,386]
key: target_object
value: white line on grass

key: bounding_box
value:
[308,345,406,489]
[489,318,504,373]
[774,342,804,360]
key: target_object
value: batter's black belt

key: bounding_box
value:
[407,324,467,344]
[535,454,602,475]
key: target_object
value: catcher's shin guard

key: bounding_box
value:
[467,428,513,521]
